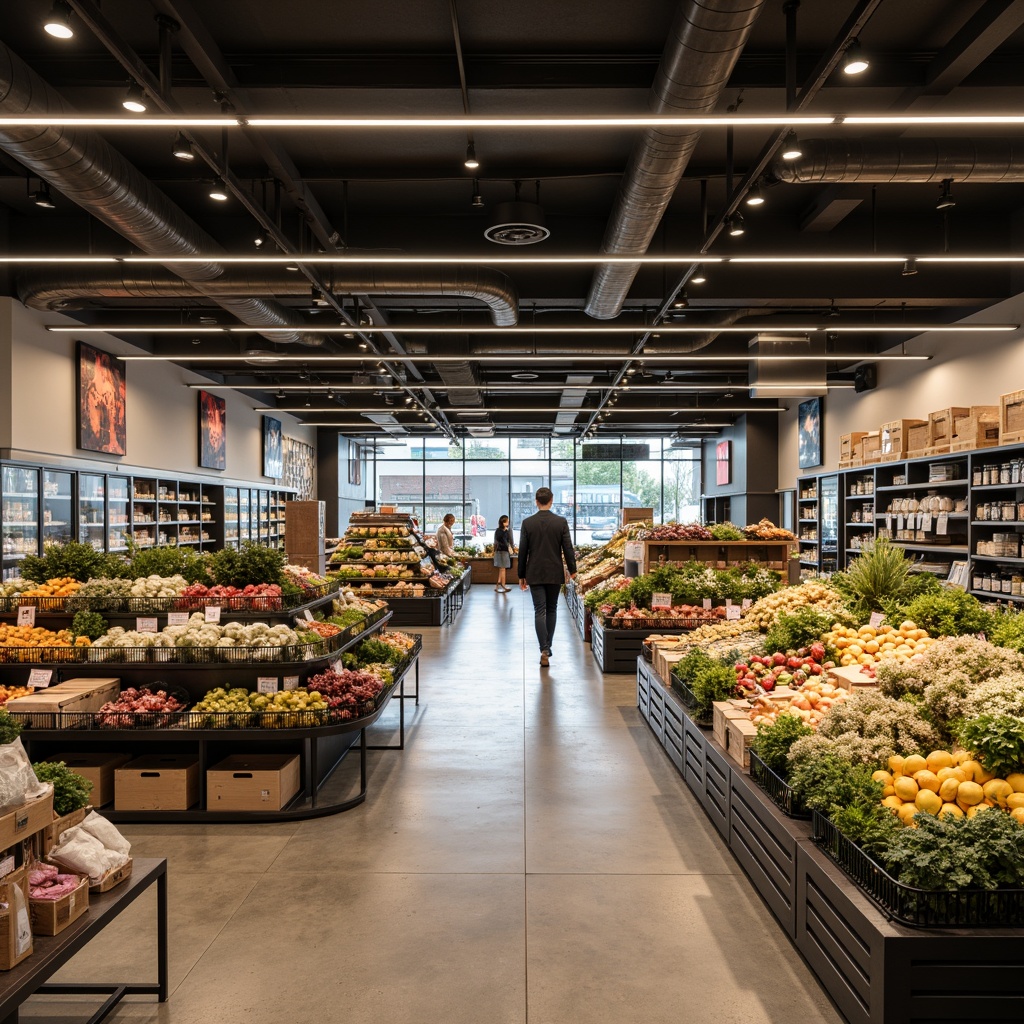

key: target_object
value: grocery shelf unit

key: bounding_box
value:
[637,657,1024,1024]
[220,485,289,550]
[330,511,469,627]
[799,440,1024,589]
[796,478,819,577]
[6,607,420,822]
[637,538,794,574]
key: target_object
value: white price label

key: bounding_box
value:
[257,677,279,694]
[869,611,885,629]
[725,598,733,607]
[28,668,52,689]
[302,609,315,622]
[204,605,222,623]
[136,617,158,633]
[702,598,712,610]
[886,514,893,531]
[726,605,742,621]
[651,592,672,611]
[167,611,189,626]
[921,513,933,532]
[16,606,35,628]
[283,675,300,691]
[742,598,752,610]
[936,512,949,536]
[897,515,905,531]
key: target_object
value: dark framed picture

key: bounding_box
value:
[76,341,126,456]
[798,396,823,470]
[198,390,226,470]
[715,440,731,486]
[263,415,283,479]
[348,441,362,486]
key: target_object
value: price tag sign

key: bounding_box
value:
[204,605,222,623]
[28,668,52,689]
[167,611,189,626]
[17,606,35,628]
[869,611,886,629]
[897,514,905,531]
[651,592,672,611]
[725,598,733,607]
[726,605,742,621]
[742,598,752,610]
[257,676,279,694]
[702,598,712,611]
[921,513,933,533]
[886,514,893,531]
[283,675,300,691]
[302,610,315,622]
[136,617,158,633]
[936,512,949,536]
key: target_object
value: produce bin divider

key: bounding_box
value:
[748,750,810,819]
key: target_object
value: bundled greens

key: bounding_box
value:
[33,761,93,816]
[671,649,738,717]
[751,713,812,776]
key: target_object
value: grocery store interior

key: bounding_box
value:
[3,0,1024,1022]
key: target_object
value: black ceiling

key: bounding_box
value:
[2,0,1024,440]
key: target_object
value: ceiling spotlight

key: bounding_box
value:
[305,397,311,408]
[781,130,802,160]
[43,1,74,39]
[464,143,479,170]
[171,132,195,162]
[902,258,919,277]
[726,212,746,237]
[404,395,414,404]
[276,388,286,399]
[690,264,707,285]
[30,184,56,209]
[936,178,956,211]
[745,183,765,206]
[625,366,636,376]
[208,181,229,202]
[122,82,148,113]
[672,291,689,309]
[842,39,870,75]
[826,301,840,318]
[471,179,484,208]
[285,262,300,271]
[357,341,369,350]
[253,230,267,249]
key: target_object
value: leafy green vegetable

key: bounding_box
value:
[751,713,813,777]
[70,610,107,641]
[128,542,211,584]
[989,609,1024,652]
[764,607,837,657]
[884,810,1024,890]
[0,710,23,745]
[207,547,241,587]
[21,542,110,584]
[830,538,929,621]
[896,588,992,638]
[957,713,1024,777]
[671,649,738,718]
[709,521,745,540]
[788,752,882,815]
[356,637,404,665]
[235,542,286,587]
[32,761,93,816]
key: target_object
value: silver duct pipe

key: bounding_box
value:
[771,138,1024,183]
[0,37,323,345]
[585,0,766,320]
[17,265,519,326]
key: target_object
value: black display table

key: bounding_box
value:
[0,857,167,1024]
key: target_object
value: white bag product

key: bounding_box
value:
[0,738,51,813]
[48,829,124,883]
[79,811,132,855]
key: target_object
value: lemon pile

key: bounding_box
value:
[824,619,936,667]
[875,750,1024,826]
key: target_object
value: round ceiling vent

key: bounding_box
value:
[484,201,550,245]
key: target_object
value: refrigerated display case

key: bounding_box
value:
[42,469,74,548]
[2,464,40,577]
[107,476,131,552]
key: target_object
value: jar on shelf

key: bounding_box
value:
[1014,575,1023,596]
[974,467,984,486]
[1002,464,1013,485]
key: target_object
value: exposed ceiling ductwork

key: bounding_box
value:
[16,265,520,326]
[771,138,1024,183]
[0,35,326,346]
[584,0,766,320]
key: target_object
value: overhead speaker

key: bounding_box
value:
[854,364,877,393]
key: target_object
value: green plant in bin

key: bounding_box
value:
[32,761,93,817]
[750,713,812,777]
[70,610,108,641]
[0,710,22,746]
[671,648,738,718]
[956,714,1024,778]
[20,541,112,584]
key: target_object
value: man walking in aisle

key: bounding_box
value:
[518,487,577,667]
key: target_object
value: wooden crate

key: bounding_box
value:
[115,756,200,811]
[723,715,758,769]
[951,407,1000,451]
[928,407,970,447]
[1000,390,1024,445]
[0,792,54,851]
[0,866,32,970]
[880,419,927,457]
[90,858,132,893]
[860,431,881,464]
[30,874,89,936]
[839,431,868,461]
[712,700,750,750]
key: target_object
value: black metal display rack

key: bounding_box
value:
[1,586,422,821]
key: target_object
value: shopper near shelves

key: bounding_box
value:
[493,515,517,592]
[518,487,577,667]
[436,513,456,557]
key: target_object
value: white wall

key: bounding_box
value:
[779,291,1024,488]
[0,298,317,486]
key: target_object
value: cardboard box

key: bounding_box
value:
[929,407,971,447]
[207,754,301,811]
[29,874,89,936]
[722,716,758,769]
[115,756,200,811]
[1001,390,1024,445]
[840,431,868,461]
[622,507,654,526]
[827,665,881,689]
[90,858,132,893]
[860,431,882,463]
[51,753,132,809]
[0,866,32,970]
[0,792,54,852]
[5,678,120,728]
[880,419,927,457]
[712,701,750,749]
[906,421,931,452]
[952,407,1000,451]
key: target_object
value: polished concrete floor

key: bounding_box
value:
[27,587,843,1024]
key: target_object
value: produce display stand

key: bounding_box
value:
[0,857,167,1024]
[458,556,517,586]
[635,538,794,574]
[564,585,592,644]
[591,618,697,674]
[636,658,1024,1024]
